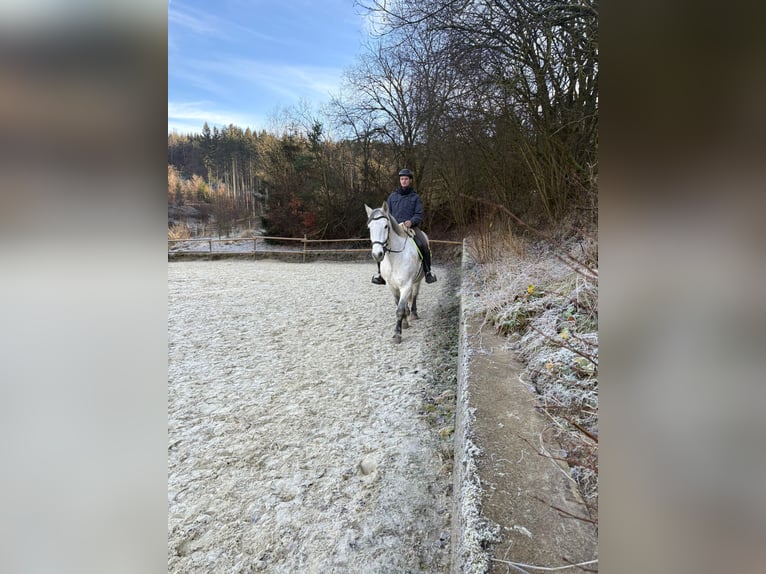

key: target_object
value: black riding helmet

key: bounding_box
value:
[398,168,413,178]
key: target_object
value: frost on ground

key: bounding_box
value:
[461,236,599,521]
[168,260,458,573]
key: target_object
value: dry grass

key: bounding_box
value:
[463,231,599,524]
[168,223,192,240]
[466,215,526,264]
[238,228,262,238]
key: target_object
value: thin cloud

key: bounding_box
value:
[198,57,344,101]
[169,2,279,44]
[168,4,218,36]
[168,63,231,101]
[168,101,267,133]
[168,2,368,134]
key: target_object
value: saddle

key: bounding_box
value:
[400,224,427,260]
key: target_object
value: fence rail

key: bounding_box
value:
[168,235,463,261]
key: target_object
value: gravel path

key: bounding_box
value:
[168,260,457,573]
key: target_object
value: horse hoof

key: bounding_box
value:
[392,334,402,344]
[411,312,419,320]
[402,321,410,329]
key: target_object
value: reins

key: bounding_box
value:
[368,212,408,254]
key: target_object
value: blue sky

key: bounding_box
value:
[168,0,370,135]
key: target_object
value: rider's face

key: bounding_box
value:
[399,176,411,186]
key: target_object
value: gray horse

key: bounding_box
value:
[365,202,425,343]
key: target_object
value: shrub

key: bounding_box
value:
[168,223,191,240]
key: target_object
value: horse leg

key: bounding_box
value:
[393,303,405,343]
[390,286,400,306]
[391,284,410,328]
[399,287,412,330]
[388,286,402,343]
[409,277,421,320]
[393,289,412,343]
[393,315,403,344]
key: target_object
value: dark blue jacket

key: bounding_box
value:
[387,186,424,227]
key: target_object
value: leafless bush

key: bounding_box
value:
[466,213,526,264]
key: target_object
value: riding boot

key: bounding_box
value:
[371,262,386,285]
[422,246,437,283]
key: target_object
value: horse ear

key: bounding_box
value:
[382,202,389,214]
[365,204,373,217]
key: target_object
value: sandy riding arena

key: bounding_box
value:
[168,260,459,573]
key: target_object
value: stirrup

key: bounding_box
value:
[425,272,437,284]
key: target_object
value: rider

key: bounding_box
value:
[372,168,437,285]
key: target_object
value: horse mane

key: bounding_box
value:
[368,206,407,238]
[388,211,407,237]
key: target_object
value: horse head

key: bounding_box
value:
[365,202,396,262]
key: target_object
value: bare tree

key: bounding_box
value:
[357,0,598,224]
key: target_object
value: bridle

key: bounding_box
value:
[367,212,406,254]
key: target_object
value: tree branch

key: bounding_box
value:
[460,194,598,281]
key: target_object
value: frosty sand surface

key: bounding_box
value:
[168,260,454,573]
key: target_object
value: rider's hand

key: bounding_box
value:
[403,220,412,228]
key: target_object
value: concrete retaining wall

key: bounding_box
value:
[451,240,598,573]
[450,240,497,573]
